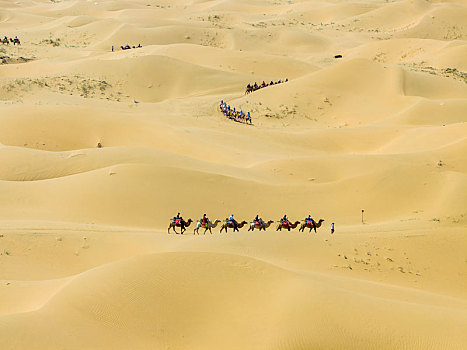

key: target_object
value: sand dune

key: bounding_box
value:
[0,0,466,349]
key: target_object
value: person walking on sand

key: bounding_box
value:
[331,222,335,234]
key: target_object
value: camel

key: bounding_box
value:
[10,38,20,45]
[248,220,274,231]
[299,219,325,233]
[194,219,221,235]
[276,220,301,231]
[220,220,248,233]
[1,38,9,45]
[245,86,253,95]
[168,218,193,234]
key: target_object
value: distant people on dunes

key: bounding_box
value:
[169,213,326,235]
[2,36,20,45]
[119,43,142,50]
[245,78,288,94]
[219,100,252,124]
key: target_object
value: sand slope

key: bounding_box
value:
[0,0,466,349]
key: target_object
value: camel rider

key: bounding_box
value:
[228,214,238,229]
[305,215,315,226]
[282,215,291,231]
[201,214,209,227]
[270,80,274,86]
[254,215,261,226]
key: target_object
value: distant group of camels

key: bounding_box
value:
[168,217,325,235]
[245,78,288,94]
[219,100,252,124]
[1,36,21,45]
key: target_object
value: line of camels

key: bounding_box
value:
[2,37,21,45]
[168,217,325,235]
[245,79,288,94]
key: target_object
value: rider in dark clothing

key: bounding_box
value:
[282,215,291,231]
[173,212,185,229]
[201,214,209,227]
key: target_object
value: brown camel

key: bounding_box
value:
[276,220,301,231]
[168,218,193,234]
[1,38,9,45]
[220,220,248,233]
[194,219,221,235]
[299,219,325,233]
[248,220,274,231]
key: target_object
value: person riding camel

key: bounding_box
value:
[305,215,315,227]
[201,214,209,227]
[173,212,186,230]
[254,215,262,226]
[228,214,238,230]
[282,215,291,231]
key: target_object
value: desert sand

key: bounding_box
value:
[0,0,466,349]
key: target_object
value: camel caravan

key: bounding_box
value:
[219,100,252,124]
[2,36,21,45]
[168,213,325,235]
[245,79,288,95]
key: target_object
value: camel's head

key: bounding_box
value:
[215,219,221,223]
[241,221,248,225]
[318,219,325,223]
[294,221,301,225]
[187,219,193,223]
[267,220,274,224]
